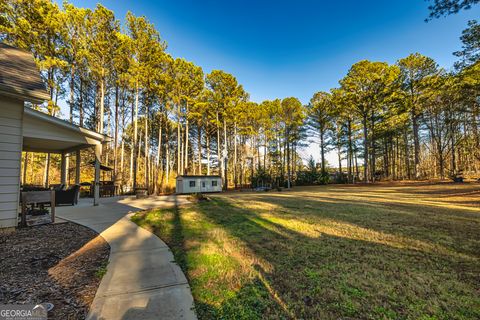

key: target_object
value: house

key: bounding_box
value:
[0,43,110,228]
[176,175,222,194]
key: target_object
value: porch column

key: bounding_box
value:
[75,150,81,202]
[75,150,81,185]
[61,152,67,185]
[94,144,102,206]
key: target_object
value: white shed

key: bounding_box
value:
[176,175,222,194]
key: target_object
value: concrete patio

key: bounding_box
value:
[56,195,196,320]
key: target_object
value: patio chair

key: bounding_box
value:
[50,184,66,191]
[55,185,80,206]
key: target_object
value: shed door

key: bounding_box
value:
[201,180,207,192]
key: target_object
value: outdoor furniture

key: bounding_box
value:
[100,181,115,197]
[20,191,55,227]
[50,184,66,191]
[135,188,148,199]
[79,182,92,198]
[451,170,464,183]
[87,181,115,198]
[21,185,48,192]
[55,185,80,206]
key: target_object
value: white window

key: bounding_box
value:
[189,181,195,187]
[202,181,205,188]
[212,180,218,187]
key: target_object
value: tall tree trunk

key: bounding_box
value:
[347,120,353,183]
[370,112,376,182]
[354,147,359,181]
[98,78,105,133]
[145,104,149,191]
[69,65,75,123]
[207,128,211,175]
[404,129,411,179]
[320,128,326,174]
[223,118,228,190]
[293,142,297,181]
[412,110,420,179]
[114,85,119,176]
[263,136,267,169]
[198,122,202,175]
[337,144,342,175]
[450,120,456,175]
[138,135,142,182]
[184,102,189,174]
[177,103,182,175]
[286,128,291,189]
[133,84,139,190]
[383,138,389,178]
[362,115,369,183]
[129,146,133,189]
[216,111,221,178]
[79,78,84,127]
[156,116,162,194]
[438,140,445,179]
[234,123,238,188]
[395,136,399,180]
[180,127,184,174]
[166,127,170,188]
[121,139,124,190]
[281,133,285,186]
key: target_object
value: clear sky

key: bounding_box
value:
[64,0,479,165]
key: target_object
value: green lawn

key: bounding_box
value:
[132,183,480,319]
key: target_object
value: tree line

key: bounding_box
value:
[1,0,479,191]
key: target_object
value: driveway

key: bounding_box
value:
[56,195,196,320]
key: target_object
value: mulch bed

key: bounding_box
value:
[0,222,110,319]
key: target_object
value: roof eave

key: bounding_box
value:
[0,85,49,104]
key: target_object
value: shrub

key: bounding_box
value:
[188,192,208,202]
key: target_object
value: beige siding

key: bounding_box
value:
[0,96,23,228]
[0,192,18,203]
[0,185,18,193]
[0,142,21,152]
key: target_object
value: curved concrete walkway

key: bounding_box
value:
[56,195,197,320]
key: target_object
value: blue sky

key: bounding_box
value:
[64,0,479,164]
[67,0,479,104]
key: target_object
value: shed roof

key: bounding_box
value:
[177,175,221,179]
[0,43,50,103]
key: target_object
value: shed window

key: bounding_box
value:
[212,180,218,187]
[189,181,196,187]
[202,182,205,188]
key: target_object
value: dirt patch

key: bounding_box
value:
[0,222,110,319]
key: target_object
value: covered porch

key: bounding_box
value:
[21,106,111,206]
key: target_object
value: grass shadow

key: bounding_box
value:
[133,188,480,319]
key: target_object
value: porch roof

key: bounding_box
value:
[22,107,111,153]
